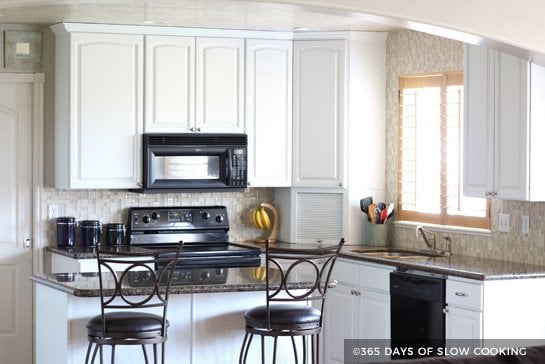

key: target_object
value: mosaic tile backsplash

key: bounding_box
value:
[385,30,545,265]
[43,187,274,246]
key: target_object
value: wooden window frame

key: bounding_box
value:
[397,72,490,229]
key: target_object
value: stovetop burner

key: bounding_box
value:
[127,206,261,269]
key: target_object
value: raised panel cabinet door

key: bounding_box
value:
[245,39,292,187]
[196,37,244,133]
[494,52,529,200]
[463,44,495,198]
[445,307,482,340]
[293,40,345,187]
[144,35,195,132]
[361,290,390,340]
[323,284,361,364]
[70,32,143,188]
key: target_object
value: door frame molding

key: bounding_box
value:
[0,73,45,273]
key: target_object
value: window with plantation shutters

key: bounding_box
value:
[398,72,489,229]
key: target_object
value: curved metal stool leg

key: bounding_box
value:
[290,336,299,364]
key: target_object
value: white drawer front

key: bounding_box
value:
[358,263,394,292]
[447,279,483,310]
[330,259,358,285]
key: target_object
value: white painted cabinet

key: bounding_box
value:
[144,35,195,133]
[293,39,345,188]
[196,37,245,133]
[464,44,545,201]
[445,277,483,340]
[245,39,292,187]
[145,36,245,134]
[52,29,143,189]
[323,259,393,364]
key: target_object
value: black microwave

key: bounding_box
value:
[141,133,247,192]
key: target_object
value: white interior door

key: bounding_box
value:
[0,75,35,364]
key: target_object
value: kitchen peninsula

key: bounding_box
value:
[31,265,316,364]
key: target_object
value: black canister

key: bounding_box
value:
[104,223,126,245]
[80,220,101,246]
[56,217,76,247]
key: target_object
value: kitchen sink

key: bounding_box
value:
[349,248,446,259]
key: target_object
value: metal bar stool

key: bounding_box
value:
[239,238,345,364]
[85,243,183,364]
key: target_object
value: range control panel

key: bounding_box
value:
[128,267,228,287]
[128,206,229,232]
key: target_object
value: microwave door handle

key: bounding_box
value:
[225,149,232,184]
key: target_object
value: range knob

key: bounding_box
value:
[201,212,211,220]
[201,270,211,280]
[142,215,151,224]
[215,268,225,276]
[151,212,160,220]
[215,214,224,223]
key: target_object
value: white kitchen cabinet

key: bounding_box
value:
[323,259,393,364]
[245,39,292,187]
[293,39,345,188]
[445,277,483,340]
[144,35,195,133]
[464,44,545,201]
[275,187,346,244]
[52,28,143,189]
[196,37,245,133]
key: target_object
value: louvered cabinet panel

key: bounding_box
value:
[276,188,346,243]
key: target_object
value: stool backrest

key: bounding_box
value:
[95,243,182,335]
[265,238,345,324]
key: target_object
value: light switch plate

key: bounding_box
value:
[522,215,530,235]
[498,213,510,233]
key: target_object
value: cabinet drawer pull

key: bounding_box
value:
[455,291,468,297]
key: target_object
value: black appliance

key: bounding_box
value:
[390,271,446,360]
[140,133,247,192]
[127,206,260,286]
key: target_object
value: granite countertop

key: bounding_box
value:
[30,266,310,297]
[46,242,545,281]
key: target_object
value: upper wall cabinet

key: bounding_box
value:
[144,36,195,133]
[52,29,144,189]
[464,44,545,201]
[246,39,292,187]
[293,40,346,188]
[196,38,245,133]
[145,36,244,133]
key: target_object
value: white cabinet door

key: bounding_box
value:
[494,52,529,200]
[293,40,345,187]
[55,32,143,189]
[144,35,195,133]
[445,306,482,340]
[463,44,495,198]
[361,290,390,340]
[196,37,245,133]
[323,284,360,364]
[245,39,292,187]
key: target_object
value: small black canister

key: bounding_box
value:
[80,220,101,246]
[104,223,126,245]
[56,217,76,247]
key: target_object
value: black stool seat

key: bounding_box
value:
[244,304,321,331]
[86,312,169,338]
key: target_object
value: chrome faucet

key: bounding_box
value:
[416,225,436,251]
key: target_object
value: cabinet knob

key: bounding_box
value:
[338,183,343,187]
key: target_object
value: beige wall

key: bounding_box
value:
[386,30,545,265]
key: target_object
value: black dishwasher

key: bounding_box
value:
[390,271,445,360]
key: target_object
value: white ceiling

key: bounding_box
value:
[0,0,397,32]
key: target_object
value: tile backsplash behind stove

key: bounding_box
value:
[43,187,274,245]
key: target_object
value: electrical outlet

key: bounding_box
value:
[498,213,510,233]
[522,215,530,235]
[48,205,59,219]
